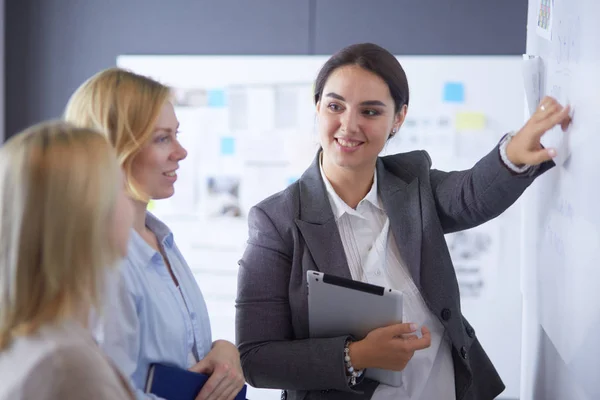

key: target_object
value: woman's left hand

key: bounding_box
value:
[506,96,572,167]
[189,340,245,400]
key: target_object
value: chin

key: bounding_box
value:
[153,190,175,200]
[332,154,363,169]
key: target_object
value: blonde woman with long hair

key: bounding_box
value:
[65,68,244,400]
[0,122,134,400]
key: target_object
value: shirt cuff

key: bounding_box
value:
[498,132,532,174]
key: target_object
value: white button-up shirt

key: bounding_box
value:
[320,163,456,400]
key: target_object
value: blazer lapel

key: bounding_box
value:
[294,152,352,280]
[377,158,423,288]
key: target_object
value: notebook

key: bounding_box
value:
[145,363,248,400]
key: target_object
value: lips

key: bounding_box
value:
[335,137,364,148]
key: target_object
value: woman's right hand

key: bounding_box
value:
[190,340,245,400]
[349,323,431,371]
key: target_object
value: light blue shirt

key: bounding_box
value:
[100,212,212,399]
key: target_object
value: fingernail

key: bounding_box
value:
[548,148,557,157]
[410,323,417,331]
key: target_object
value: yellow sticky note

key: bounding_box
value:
[455,112,486,130]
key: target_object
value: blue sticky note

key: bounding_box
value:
[220,137,235,155]
[207,89,226,107]
[287,176,299,185]
[443,82,465,103]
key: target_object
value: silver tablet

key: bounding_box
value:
[307,270,404,387]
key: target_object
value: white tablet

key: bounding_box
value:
[307,270,404,387]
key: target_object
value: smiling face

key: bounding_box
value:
[130,101,187,200]
[316,65,406,176]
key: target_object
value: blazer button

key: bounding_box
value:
[460,346,468,359]
[441,308,452,321]
[466,326,475,338]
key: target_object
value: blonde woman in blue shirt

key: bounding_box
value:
[65,68,245,400]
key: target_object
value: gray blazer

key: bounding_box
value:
[236,145,552,400]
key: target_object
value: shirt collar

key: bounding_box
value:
[145,212,174,247]
[127,212,175,267]
[319,155,383,221]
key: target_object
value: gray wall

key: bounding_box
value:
[5,0,527,139]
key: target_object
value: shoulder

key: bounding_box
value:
[8,328,116,390]
[379,150,432,176]
[377,150,434,187]
[252,181,301,223]
[31,341,130,399]
[38,340,104,372]
[245,182,301,255]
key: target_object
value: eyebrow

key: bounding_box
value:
[325,92,387,107]
[154,123,180,133]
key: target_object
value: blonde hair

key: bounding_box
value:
[63,67,172,202]
[0,121,121,350]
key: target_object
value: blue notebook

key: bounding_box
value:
[145,363,248,400]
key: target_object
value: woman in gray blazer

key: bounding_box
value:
[236,43,571,400]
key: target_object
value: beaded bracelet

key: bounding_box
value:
[344,340,363,386]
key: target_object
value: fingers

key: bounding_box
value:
[535,98,571,129]
[532,96,556,122]
[539,96,554,107]
[409,326,432,351]
[537,96,560,115]
[560,107,573,131]
[532,106,570,144]
[221,367,245,400]
[195,364,229,400]
[196,363,245,400]
[522,100,571,149]
[398,326,431,352]
[529,148,557,165]
[215,385,238,400]
[552,105,572,131]
[208,372,234,400]
[384,322,420,336]
[534,97,564,122]
[541,103,570,127]
[215,372,245,400]
[190,358,213,374]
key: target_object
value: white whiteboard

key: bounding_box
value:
[521,1,600,399]
[118,55,525,399]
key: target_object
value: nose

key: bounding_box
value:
[340,108,360,134]
[171,139,187,161]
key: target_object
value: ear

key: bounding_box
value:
[393,104,408,131]
[389,105,408,139]
[315,100,321,116]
